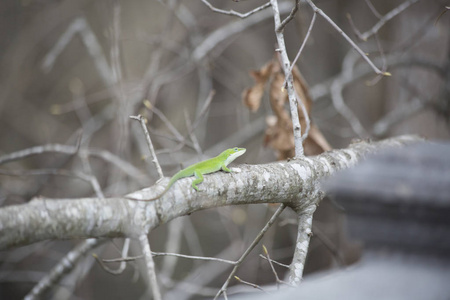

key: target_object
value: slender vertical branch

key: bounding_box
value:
[290,11,316,71]
[24,239,102,300]
[289,204,316,285]
[270,0,304,158]
[214,204,286,299]
[139,233,162,300]
[305,0,391,76]
[130,115,164,179]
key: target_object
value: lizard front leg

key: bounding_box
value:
[192,170,204,191]
[221,165,232,172]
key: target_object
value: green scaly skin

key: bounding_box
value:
[135,147,246,201]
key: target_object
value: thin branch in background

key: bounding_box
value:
[102,251,237,265]
[359,0,421,41]
[23,239,101,300]
[138,233,162,300]
[92,239,131,275]
[184,110,203,155]
[143,100,184,141]
[373,97,425,137]
[234,276,268,293]
[201,0,271,19]
[259,254,290,268]
[364,0,383,19]
[0,144,147,182]
[296,91,311,141]
[277,0,299,32]
[262,245,292,288]
[214,204,286,300]
[330,51,368,137]
[434,6,450,26]
[271,0,304,158]
[192,90,215,131]
[42,17,116,87]
[130,115,164,179]
[290,11,316,71]
[365,33,387,86]
[161,218,185,279]
[192,2,293,62]
[305,0,390,76]
[80,155,105,198]
[311,224,345,266]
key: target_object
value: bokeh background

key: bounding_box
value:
[0,0,449,298]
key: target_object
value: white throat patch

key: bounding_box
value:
[224,149,246,166]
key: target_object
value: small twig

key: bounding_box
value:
[201,0,271,19]
[290,11,316,71]
[367,33,388,85]
[234,276,268,293]
[364,0,383,19]
[305,0,390,76]
[359,0,420,41]
[271,0,304,158]
[130,115,164,179]
[214,204,286,299]
[435,6,450,26]
[184,110,203,155]
[143,100,184,141]
[259,254,290,268]
[277,0,299,32]
[262,245,284,288]
[139,233,162,300]
[93,239,131,275]
[312,224,345,266]
[296,91,311,141]
[373,97,425,137]
[102,251,237,265]
[24,239,101,300]
[0,144,147,182]
[192,90,215,131]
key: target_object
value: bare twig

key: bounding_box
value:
[373,97,425,137]
[130,115,164,179]
[277,0,299,32]
[24,239,101,300]
[201,0,271,19]
[93,239,131,275]
[312,224,345,266]
[290,11,316,71]
[262,245,291,287]
[259,254,290,268]
[359,0,420,41]
[271,0,304,157]
[304,0,390,76]
[193,1,293,62]
[364,0,383,19]
[139,233,162,300]
[214,204,286,299]
[42,17,115,87]
[143,100,184,141]
[0,144,147,182]
[234,276,268,293]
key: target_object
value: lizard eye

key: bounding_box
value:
[234,147,238,151]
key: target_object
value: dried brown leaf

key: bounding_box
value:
[242,62,274,112]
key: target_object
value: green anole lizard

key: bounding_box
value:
[133,147,246,201]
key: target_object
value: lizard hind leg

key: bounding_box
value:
[192,170,204,191]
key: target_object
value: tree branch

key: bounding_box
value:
[0,135,422,251]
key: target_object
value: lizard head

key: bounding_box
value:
[221,147,246,166]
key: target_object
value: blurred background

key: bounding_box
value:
[0,0,449,299]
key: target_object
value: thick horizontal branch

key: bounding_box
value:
[0,135,422,250]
